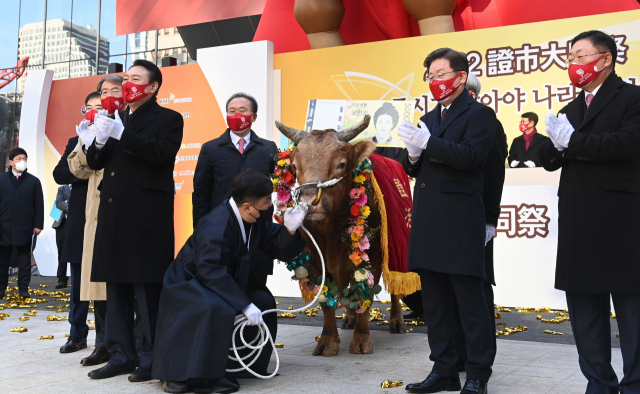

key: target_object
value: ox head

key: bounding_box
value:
[275,115,376,227]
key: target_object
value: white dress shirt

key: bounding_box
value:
[230,130,251,151]
[585,83,602,105]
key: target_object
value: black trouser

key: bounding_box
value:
[69,262,89,339]
[419,269,493,382]
[453,280,496,368]
[402,290,424,315]
[105,283,162,370]
[94,300,107,348]
[54,227,68,282]
[226,286,278,374]
[0,245,31,293]
[566,291,640,394]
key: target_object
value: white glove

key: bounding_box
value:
[242,303,263,326]
[544,113,566,151]
[554,113,574,148]
[510,160,520,168]
[284,202,308,232]
[485,224,495,246]
[95,128,110,147]
[524,160,536,168]
[97,109,108,118]
[94,110,124,140]
[76,120,95,147]
[398,120,431,153]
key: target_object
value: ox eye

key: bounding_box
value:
[337,162,346,171]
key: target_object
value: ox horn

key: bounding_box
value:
[275,120,308,144]
[335,114,371,142]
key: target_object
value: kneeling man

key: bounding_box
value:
[152,170,308,393]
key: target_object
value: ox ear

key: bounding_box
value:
[352,140,377,167]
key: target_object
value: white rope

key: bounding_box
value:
[297,176,344,191]
[226,225,326,379]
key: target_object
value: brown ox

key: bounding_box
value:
[276,115,406,356]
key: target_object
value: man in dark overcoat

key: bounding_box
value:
[0,148,43,299]
[52,184,70,289]
[399,48,496,394]
[539,30,640,394]
[84,59,184,382]
[153,170,307,393]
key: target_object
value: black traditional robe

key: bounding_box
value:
[152,199,306,382]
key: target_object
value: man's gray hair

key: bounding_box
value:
[466,73,481,100]
[97,74,124,92]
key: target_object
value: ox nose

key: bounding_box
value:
[299,187,321,206]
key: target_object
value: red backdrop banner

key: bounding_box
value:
[116,0,266,36]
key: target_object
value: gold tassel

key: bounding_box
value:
[371,173,421,298]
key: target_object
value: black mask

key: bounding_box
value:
[249,203,274,223]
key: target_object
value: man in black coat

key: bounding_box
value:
[53,91,101,354]
[83,59,184,382]
[454,73,508,370]
[399,48,496,394]
[0,148,44,299]
[153,170,307,393]
[507,112,549,168]
[539,30,640,394]
[192,93,277,284]
[52,185,70,289]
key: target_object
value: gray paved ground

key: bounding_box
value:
[1,276,625,393]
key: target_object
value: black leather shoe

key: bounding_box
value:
[55,280,68,289]
[60,337,87,353]
[460,379,487,394]
[163,381,193,393]
[81,347,111,366]
[19,289,30,299]
[403,311,424,321]
[128,366,152,382]
[88,363,136,379]
[406,373,461,393]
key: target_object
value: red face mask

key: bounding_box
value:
[85,109,98,123]
[519,122,532,133]
[122,81,152,103]
[430,71,462,102]
[568,54,605,89]
[227,112,253,132]
[101,96,126,114]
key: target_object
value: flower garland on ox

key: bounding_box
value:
[270,146,381,313]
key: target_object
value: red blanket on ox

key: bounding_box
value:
[370,153,421,297]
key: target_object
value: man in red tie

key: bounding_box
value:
[0,148,44,299]
[540,30,640,394]
[192,93,278,297]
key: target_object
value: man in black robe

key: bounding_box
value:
[152,169,308,393]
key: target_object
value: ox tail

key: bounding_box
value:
[370,172,421,299]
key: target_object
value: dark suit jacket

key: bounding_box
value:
[539,72,640,293]
[152,200,306,381]
[508,133,549,168]
[86,97,184,283]
[52,185,70,229]
[53,136,88,263]
[374,147,408,164]
[0,171,44,246]
[484,119,508,285]
[401,90,496,278]
[192,129,277,280]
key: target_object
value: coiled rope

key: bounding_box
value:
[226,225,325,379]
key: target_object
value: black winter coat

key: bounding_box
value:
[507,133,549,168]
[0,171,44,246]
[152,200,306,381]
[401,90,496,278]
[539,73,640,293]
[86,97,184,283]
[484,119,508,285]
[192,129,277,229]
[53,136,88,263]
[374,147,408,163]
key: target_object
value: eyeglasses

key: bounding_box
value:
[424,70,457,83]
[100,88,122,96]
[227,108,252,115]
[564,52,606,66]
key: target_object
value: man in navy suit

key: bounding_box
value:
[399,48,496,394]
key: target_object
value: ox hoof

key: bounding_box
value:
[341,310,357,330]
[348,339,373,354]
[312,337,340,357]
[389,318,407,334]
